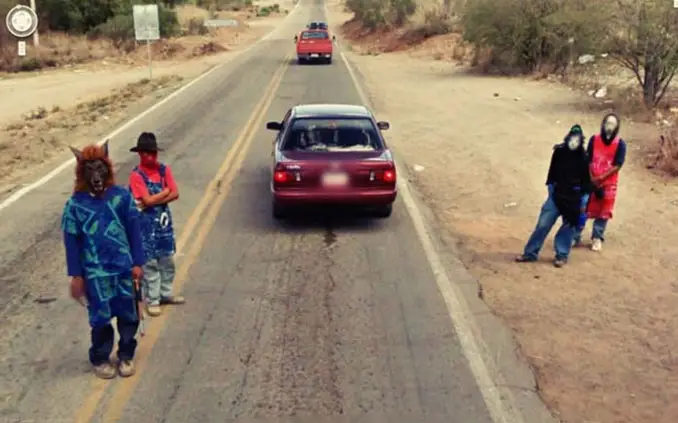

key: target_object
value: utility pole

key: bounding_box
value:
[29,0,39,46]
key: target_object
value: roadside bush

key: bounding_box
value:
[186,17,209,35]
[88,4,180,48]
[346,0,387,29]
[89,14,136,50]
[417,7,455,38]
[649,131,678,176]
[346,0,416,29]
[389,0,416,26]
[461,0,605,74]
[607,0,678,109]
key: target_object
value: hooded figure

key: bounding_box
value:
[573,113,626,251]
[516,125,592,267]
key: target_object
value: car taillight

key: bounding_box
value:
[369,167,396,183]
[274,171,289,183]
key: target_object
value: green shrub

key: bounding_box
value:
[461,0,604,74]
[186,17,208,35]
[89,14,135,50]
[346,0,387,29]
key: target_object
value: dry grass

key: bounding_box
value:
[648,128,678,176]
[340,18,471,62]
[0,5,263,74]
[0,75,183,183]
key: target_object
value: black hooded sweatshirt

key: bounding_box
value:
[546,132,593,226]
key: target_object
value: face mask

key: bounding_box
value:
[603,116,618,136]
[139,152,158,167]
[567,135,581,150]
[83,159,110,194]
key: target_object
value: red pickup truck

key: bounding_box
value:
[294,29,334,64]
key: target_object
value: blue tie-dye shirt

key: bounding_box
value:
[61,185,145,279]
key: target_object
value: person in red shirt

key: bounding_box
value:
[128,132,185,317]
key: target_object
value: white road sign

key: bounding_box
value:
[5,5,38,38]
[17,40,26,56]
[133,4,160,41]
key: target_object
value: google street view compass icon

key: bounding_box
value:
[5,5,38,38]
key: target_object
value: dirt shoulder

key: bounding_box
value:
[0,2,292,193]
[327,3,678,423]
[0,3,290,126]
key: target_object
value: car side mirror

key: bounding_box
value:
[332,35,336,41]
[266,121,282,131]
[377,121,389,130]
[294,35,298,42]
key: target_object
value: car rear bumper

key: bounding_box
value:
[273,188,396,206]
[297,52,332,60]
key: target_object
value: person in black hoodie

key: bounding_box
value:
[515,124,592,267]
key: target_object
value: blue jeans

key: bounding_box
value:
[143,255,176,306]
[523,194,575,260]
[574,218,608,242]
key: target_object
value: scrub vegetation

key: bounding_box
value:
[0,0,280,72]
[342,0,678,173]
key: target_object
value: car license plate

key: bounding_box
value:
[322,172,348,187]
[310,53,319,58]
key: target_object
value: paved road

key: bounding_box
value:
[0,2,521,422]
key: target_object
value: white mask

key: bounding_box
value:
[603,116,618,135]
[567,135,581,150]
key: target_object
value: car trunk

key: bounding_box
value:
[277,151,394,189]
[297,38,332,54]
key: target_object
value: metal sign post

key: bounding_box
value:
[133,4,160,80]
[5,4,39,58]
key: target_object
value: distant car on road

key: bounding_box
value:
[294,29,334,64]
[307,21,328,30]
[267,104,397,219]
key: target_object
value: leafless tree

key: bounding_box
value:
[608,0,678,108]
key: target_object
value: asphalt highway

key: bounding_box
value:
[0,1,541,422]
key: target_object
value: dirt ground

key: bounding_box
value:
[327,2,678,423]
[0,1,292,191]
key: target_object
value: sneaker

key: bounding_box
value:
[591,238,603,252]
[160,295,186,305]
[146,304,162,316]
[93,362,117,379]
[118,360,136,377]
[515,255,537,263]
[553,258,567,268]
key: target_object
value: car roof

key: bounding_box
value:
[291,104,372,118]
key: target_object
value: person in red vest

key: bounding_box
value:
[573,113,626,252]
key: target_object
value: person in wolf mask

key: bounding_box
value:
[128,132,184,318]
[515,125,592,267]
[61,141,146,379]
[573,113,626,251]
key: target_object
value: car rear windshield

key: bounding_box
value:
[281,118,384,152]
[301,31,329,40]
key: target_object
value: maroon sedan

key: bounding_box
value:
[267,104,397,219]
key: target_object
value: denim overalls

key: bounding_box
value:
[130,165,176,260]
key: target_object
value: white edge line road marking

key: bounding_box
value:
[0,1,301,214]
[338,48,524,423]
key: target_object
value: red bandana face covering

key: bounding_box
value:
[139,151,158,167]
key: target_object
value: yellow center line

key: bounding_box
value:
[72,54,291,423]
